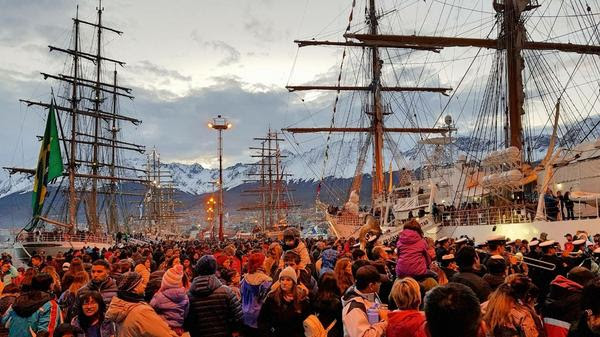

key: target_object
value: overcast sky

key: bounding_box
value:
[2,0,598,170]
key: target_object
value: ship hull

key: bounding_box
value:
[13,240,113,264]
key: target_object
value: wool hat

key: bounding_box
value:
[118,271,143,293]
[278,266,297,284]
[161,264,184,290]
[196,255,217,276]
[247,253,266,274]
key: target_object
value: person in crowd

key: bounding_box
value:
[264,243,283,279]
[257,266,310,337]
[451,246,492,302]
[386,277,426,337]
[532,240,567,303]
[483,255,508,291]
[133,256,151,288]
[0,283,19,316]
[62,258,85,292]
[105,271,176,337]
[59,271,90,322]
[71,290,115,337]
[482,275,543,337]
[435,237,451,263]
[281,228,311,269]
[2,273,63,337]
[544,189,559,221]
[334,258,354,295]
[341,265,388,337]
[274,251,317,301]
[185,255,243,337]
[219,268,241,300]
[53,323,83,337]
[30,255,45,272]
[352,249,367,262]
[439,254,458,280]
[564,191,575,220]
[542,267,596,334]
[150,264,189,335]
[423,283,484,337]
[310,272,343,337]
[144,268,166,302]
[1,260,18,286]
[240,252,272,336]
[318,248,339,277]
[78,260,118,310]
[568,277,600,337]
[395,220,434,280]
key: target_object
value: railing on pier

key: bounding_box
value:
[18,232,114,244]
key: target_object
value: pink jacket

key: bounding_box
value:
[395,229,431,278]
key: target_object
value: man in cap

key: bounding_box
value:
[483,235,507,267]
[532,240,567,302]
[528,240,541,259]
[564,233,574,252]
[454,237,469,252]
[440,254,458,279]
[435,237,450,263]
[341,265,388,337]
[450,246,491,302]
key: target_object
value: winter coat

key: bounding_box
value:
[450,269,492,303]
[0,294,17,316]
[341,286,387,337]
[71,316,116,337]
[150,287,189,329]
[542,275,585,327]
[185,274,243,337]
[320,249,338,277]
[145,270,165,302]
[105,296,176,337]
[257,290,310,337]
[314,295,344,337]
[387,310,427,337]
[78,278,118,309]
[240,272,272,328]
[281,241,311,269]
[1,291,62,337]
[483,273,506,291]
[395,229,431,278]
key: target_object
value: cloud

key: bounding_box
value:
[129,60,192,82]
[204,40,241,67]
[243,17,288,42]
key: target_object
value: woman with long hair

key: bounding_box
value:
[312,272,343,337]
[333,258,354,295]
[59,271,90,322]
[257,266,310,337]
[72,290,115,337]
[41,266,62,296]
[62,257,85,291]
[482,275,543,337]
[263,243,283,279]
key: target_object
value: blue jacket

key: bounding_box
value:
[150,287,189,328]
[71,316,116,337]
[240,272,272,328]
[1,291,62,337]
[320,249,339,277]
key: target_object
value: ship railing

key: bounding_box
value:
[441,204,538,227]
[326,212,364,227]
[18,232,114,244]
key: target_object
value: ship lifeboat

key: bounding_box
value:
[500,170,523,187]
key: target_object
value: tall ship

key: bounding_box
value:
[284,0,600,242]
[3,2,148,260]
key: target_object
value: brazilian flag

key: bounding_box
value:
[31,101,64,223]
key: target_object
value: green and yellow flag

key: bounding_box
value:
[31,101,64,220]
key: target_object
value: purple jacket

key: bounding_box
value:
[395,229,431,278]
[150,287,190,328]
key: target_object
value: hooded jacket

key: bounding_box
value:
[1,291,62,337]
[386,310,427,337]
[185,274,243,337]
[240,271,272,328]
[341,286,387,337]
[542,275,585,326]
[105,296,177,337]
[320,249,339,276]
[395,229,431,278]
[150,287,189,328]
[281,240,311,269]
[257,287,310,337]
[78,277,118,309]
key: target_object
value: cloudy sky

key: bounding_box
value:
[2,0,599,170]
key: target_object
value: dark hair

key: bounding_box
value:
[351,249,366,261]
[318,271,341,299]
[424,283,481,337]
[403,219,423,237]
[77,290,105,330]
[92,259,110,270]
[1,283,20,295]
[32,273,53,292]
[351,260,371,279]
[283,251,301,264]
[581,277,600,314]
[567,266,596,286]
[455,246,477,271]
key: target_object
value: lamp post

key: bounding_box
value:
[208,115,232,241]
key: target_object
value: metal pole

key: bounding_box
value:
[218,129,224,241]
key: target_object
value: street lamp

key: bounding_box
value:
[208,115,232,241]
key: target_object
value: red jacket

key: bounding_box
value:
[387,310,427,337]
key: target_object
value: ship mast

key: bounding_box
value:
[90,0,104,232]
[345,0,600,153]
[69,7,80,232]
[284,0,454,206]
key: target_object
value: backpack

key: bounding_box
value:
[303,314,337,337]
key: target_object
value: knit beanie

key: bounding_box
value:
[279,266,297,284]
[247,253,266,274]
[161,264,184,290]
[118,271,143,293]
[196,255,217,276]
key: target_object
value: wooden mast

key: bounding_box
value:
[368,0,384,198]
[108,69,118,232]
[90,0,104,233]
[68,7,80,233]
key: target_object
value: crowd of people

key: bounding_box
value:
[0,222,599,337]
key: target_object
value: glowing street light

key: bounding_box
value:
[208,115,231,241]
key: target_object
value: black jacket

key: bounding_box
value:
[314,295,343,337]
[450,269,492,303]
[185,274,243,337]
[542,275,585,325]
[257,291,310,337]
